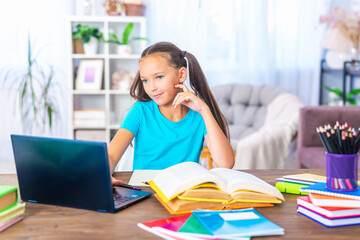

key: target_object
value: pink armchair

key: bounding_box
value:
[297,106,360,168]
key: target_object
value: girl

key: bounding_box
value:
[108,42,234,185]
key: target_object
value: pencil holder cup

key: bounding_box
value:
[326,153,358,191]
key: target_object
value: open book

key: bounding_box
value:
[149,162,284,213]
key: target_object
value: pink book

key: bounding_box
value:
[0,214,24,232]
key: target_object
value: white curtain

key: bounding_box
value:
[145,0,328,105]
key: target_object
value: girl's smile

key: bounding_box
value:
[153,93,163,99]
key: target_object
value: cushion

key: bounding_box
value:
[212,84,285,147]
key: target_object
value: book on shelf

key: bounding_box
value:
[73,109,105,119]
[191,208,284,238]
[73,109,106,128]
[308,192,360,208]
[297,205,360,227]
[0,186,18,213]
[300,182,360,200]
[297,196,360,219]
[75,130,107,142]
[149,162,284,214]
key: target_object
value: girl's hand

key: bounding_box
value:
[111,176,123,186]
[173,84,208,113]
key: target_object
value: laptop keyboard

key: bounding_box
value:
[113,193,137,209]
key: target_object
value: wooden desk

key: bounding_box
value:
[1,169,360,239]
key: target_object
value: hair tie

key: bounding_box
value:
[180,51,187,58]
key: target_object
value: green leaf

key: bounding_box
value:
[324,86,342,97]
[347,98,357,105]
[122,23,134,45]
[348,88,360,96]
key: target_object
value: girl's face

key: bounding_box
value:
[139,53,186,107]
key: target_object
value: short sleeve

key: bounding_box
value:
[119,101,142,136]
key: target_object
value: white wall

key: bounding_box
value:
[0,0,74,170]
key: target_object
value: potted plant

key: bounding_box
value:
[104,22,148,55]
[2,36,62,135]
[123,0,146,16]
[72,24,103,54]
[323,85,360,105]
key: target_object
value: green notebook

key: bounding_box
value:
[275,182,308,195]
[178,214,209,235]
[0,186,18,213]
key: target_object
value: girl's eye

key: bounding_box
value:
[142,79,148,83]
[157,76,163,79]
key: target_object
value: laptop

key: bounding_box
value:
[10,134,152,213]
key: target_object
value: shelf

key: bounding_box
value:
[109,54,141,59]
[68,15,147,144]
[68,15,146,23]
[72,54,106,59]
[109,89,130,95]
[74,127,106,130]
[73,90,106,95]
[71,54,141,59]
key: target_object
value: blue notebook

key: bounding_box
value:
[191,208,284,238]
[300,183,360,200]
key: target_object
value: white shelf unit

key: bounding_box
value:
[68,16,147,143]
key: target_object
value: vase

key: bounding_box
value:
[325,50,350,69]
[83,38,98,55]
[117,45,132,56]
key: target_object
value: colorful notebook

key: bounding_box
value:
[308,193,360,208]
[0,214,23,232]
[297,205,360,227]
[137,214,191,239]
[191,208,284,238]
[297,196,360,219]
[300,183,360,200]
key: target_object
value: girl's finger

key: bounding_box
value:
[175,84,189,92]
[173,92,188,106]
[174,94,192,108]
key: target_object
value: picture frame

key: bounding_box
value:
[75,59,104,90]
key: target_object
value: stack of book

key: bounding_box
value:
[148,162,284,214]
[298,182,360,227]
[0,185,26,232]
[138,208,284,239]
[275,173,326,195]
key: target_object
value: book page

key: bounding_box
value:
[153,162,225,200]
[128,170,160,186]
[210,168,284,200]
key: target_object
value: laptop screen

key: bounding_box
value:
[11,135,116,212]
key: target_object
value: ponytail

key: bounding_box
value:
[185,52,230,140]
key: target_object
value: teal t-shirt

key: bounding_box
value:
[120,101,207,170]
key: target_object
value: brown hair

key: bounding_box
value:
[130,42,230,139]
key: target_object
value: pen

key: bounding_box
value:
[142,181,149,185]
[119,183,141,191]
